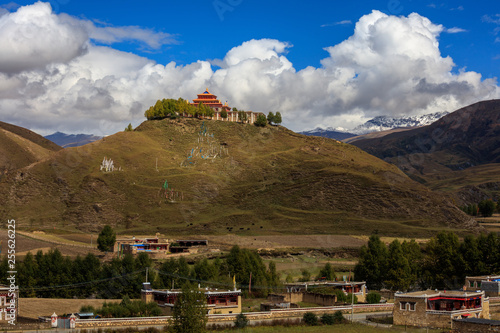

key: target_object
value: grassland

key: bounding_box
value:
[1,117,475,237]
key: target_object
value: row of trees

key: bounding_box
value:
[0,245,284,299]
[460,199,498,217]
[0,249,152,298]
[355,231,500,291]
[156,245,280,297]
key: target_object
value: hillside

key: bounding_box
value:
[0,121,62,180]
[0,118,476,237]
[352,100,500,203]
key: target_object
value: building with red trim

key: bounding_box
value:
[189,89,263,124]
[393,290,490,329]
[141,282,241,315]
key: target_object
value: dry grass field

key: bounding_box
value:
[18,298,121,318]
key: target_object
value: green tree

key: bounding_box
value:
[303,312,318,326]
[125,123,133,131]
[267,112,275,125]
[97,225,116,252]
[299,268,311,282]
[479,200,496,217]
[317,263,336,281]
[366,291,382,304]
[385,239,412,291]
[171,283,207,333]
[238,110,248,123]
[254,114,267,127]
[274,112,282,125]
[232,107,238,112]
[354,235,388,289]
[234,313,248,329]
[422,231,465,289]
[220,108,228,119]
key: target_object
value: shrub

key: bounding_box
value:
[333,310,344,324]
[234,313,248,329]
[303,312,318,326]
[254,114,267,127]
[320,313,335,325]
[366,291,382,304]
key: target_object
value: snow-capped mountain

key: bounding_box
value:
[299,111,449,139]
[299,127,357,140]
[350,111,449,135]
[44,132,102,148]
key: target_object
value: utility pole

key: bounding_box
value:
[249,272,252,295]
[146,267,149,283]
[351,283,354,323]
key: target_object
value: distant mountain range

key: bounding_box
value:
[351,99,500,204]
[44,132,102,148]
[350,111,450,135]
[299,111,450,140]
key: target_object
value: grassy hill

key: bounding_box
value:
[0,118,476,237]
[0,121,62,181]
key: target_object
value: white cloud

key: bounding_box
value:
[0,6,499,135]
[445,27,467,33]
[0,2,88,74]
[321,20,352,27]
[59,14,179,50]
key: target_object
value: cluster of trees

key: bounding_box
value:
[157,246,280,297]
[0,249,153,298]
[255,111,283,127]
[145,98,216,120]
[1,245,284,299]
[355,232,500,291]
[461,199,498,217]
[81,296,162,318]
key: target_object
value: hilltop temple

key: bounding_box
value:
[189,89,263,123]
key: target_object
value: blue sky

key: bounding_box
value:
[0,0,499,134]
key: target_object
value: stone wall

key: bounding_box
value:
[453,319,500,332]
[76,304,392,328]
[303,293,337,306]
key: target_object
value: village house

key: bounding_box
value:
[113,235,208,258]
[465,275,500,297]
[188,89,263,123]
[266,281,367,307]
[141,282,241,315]
[393,290,489,329]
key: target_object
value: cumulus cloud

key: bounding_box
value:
[0,2,88,74]
[0,5,499,135]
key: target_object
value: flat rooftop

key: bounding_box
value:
[395,289,484,298]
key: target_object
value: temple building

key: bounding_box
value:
[189,89,263,124]
[141,282,241,315]
[393,290,490,329]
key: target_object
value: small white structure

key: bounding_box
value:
[100,157,115,172]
